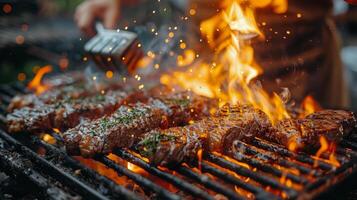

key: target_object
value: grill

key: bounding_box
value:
[0,83,357,200]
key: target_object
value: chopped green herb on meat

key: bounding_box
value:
[98,108,147,132]
[165,98,190,107]
[137,132,177,157]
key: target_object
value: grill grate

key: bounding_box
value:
[0,83,356,200]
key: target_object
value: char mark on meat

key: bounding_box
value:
[135,104,271,166]
[267,110,357,150]
[8,72,86,111]
[7,79,125,112]
[63,92,215,157]
[6,90,128,133]
[8,83,89,112]
[64,102,165,156]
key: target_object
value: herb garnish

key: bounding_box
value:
[137,132,177,157]
[95,94,105,101]
[98,108,146,132]
[166,98,190,107]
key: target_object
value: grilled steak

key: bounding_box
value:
[8,84,89,112]
[7,90,128,133]
[268,110,357,150]
[136,104,271,166]
[8,72,86,111]
[63,92,215,157]
[6,106,55,134]
[7,80,125,112]
[306,110,357,135]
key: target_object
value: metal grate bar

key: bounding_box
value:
[11,83,29,93]
[233,140,320,176]
[175,165,245,200]
[304,156,357,193]
[205,153,298,199]
[0,85,19,98]
[31,137,141,200]
[0,147,73,200]
[199,161,278,200]
[340,140,357,150]
[0,129,110,200]
[95,155,181,200]
[0,112,6,123]
[114,149,215,200]
[0,93,11,105]
[48,131,66,143]
[252,138,333,170]
[232,150,308,184]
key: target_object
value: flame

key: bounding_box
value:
[197,149,203,172]
[42,134,56,145]
[287,136,298,152]
[177,50,196,67]
[248,0,288,14]
[279,171,287,185]
[214,152,251,169]
[327,143,340,167]
[313,136,329,167]
[161,0,289,124]
[52,128,60,133]
[313,136,340,168]
[127,162,146,174]
[328,150,340,167]
[300,95,321,118]
[75,156,130,185]
[27,65,53,95]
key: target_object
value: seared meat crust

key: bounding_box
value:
[63,92,215,157]
[7,91,127,133]
[136,104,271,166]
[8,84,89,112]
[8,81,124,112]
[64,101,166,156]
[267,110,356,150]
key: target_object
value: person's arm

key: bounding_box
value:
[74,0,121,37]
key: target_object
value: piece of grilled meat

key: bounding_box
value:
[8,84,88,112]
[63,92,215,157]
[7,90,128,133]
[136,104,271,166]
[64,101,165,156]
[8,72,86,111]
[7,80,125,112]
[267,110,357,150]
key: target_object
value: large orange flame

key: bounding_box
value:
[161,0,289,124]
[27,65,53,95]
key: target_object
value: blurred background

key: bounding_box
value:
[0,0,356,109]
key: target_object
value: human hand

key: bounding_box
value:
[74,0,120,37]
